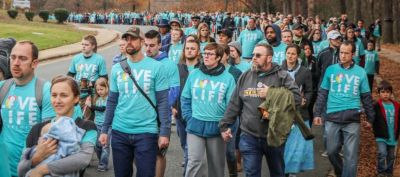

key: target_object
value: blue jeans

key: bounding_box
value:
[325,121,360,177]
[111,129,158,177]
[95,125,111,169]
[176,117,188,176]
[239,132,285,177]
[376,141,396,174]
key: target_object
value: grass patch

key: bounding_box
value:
[0,10,95,50]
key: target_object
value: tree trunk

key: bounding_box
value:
[382,0,394,43]
[283,0,290,15]
[339,0,346,14]
[2,0,6,10]
[308,0,314,17]
[394,0,400,43]
[353,0,361,21]
[370,0,375,22]
[301,0,307,16]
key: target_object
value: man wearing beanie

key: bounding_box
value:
[228,41,251,72]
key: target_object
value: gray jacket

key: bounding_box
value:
[18,142,94,177]
[219,63,301,138]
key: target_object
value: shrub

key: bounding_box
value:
[54,8,69,24]
[38,10,50,22]
[7,9,18,19]
[25,11,35,21]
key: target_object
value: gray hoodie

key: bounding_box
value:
[219,63,301,138]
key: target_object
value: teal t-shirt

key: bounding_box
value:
[94,97,107,125]
[159,58,180,88]
[82,130,97,145]
[364,50,379,75]
[318,40,330,53]
[0,136,10,177]
[235,60,251,72]
[200,42,208,53]
[376,102,397,145]
[181,69,236,121]
[68,53,108,83]
[239,29,264,58]
[257,40,287,65]
[109,57,169,134]
[168,43,183,64]
[0,77,55,176]
[312,40,324,56]
[373,25,381,37]
[352,39,365,65]
[184,27,198,36]
[320,64,370,113]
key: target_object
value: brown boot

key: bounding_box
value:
[236,150,242,172]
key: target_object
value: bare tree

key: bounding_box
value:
[382,0,394,43]
[308,0,314,17]
[339,0,346,14]
[353,0,361,21]
[301,0,307,16]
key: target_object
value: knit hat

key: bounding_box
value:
[228,41,242,55]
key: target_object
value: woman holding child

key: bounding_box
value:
[18,75,97,177]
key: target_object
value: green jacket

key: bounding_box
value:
[259,87,314,147]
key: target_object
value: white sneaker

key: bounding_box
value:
[321,151,328,157]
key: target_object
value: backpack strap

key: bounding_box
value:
[120,59,160,126]
[35,78,46,110]
[0,79,14,105]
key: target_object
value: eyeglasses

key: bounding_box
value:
[252,53,268,58]
[202,52,216,57]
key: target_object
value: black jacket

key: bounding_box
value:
[316,46,340,87]
[281,61,313,120]
[372,99,400,140]
[174,63,200,119]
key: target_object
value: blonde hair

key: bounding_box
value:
[94,77,109,101]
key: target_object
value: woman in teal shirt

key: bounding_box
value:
[18,76,97,177]
[181,43,236,177]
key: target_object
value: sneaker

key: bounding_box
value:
[171,117,176,126]
[321,151,328,158]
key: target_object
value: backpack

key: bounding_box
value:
[0,38,17,80]
[0,78,46,133]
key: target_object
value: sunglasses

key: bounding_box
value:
[252,53,268,58]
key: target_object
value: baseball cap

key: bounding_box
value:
[292,23,303,30]
[169,18,182,27]
[327,30,342,40]
[191,16,201,20]
[122,26,144,39]
[217,28,233,38]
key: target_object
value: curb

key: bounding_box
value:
[39,25,121,62]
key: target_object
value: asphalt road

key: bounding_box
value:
[36,24,331,177]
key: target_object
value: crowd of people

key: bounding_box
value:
[0,9,397,177]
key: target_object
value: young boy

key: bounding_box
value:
[372,80,399,177]
[364,40,380,90]
[168,28,184,64]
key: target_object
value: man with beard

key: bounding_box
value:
[99,27,171,177]
[258,24,288,65]
[0,41,56,177]
[292,23,312,50]
[144,30,180,177]
[173,39,202,176]
[220,43,301,177]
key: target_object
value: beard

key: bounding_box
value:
[266,37,277,45]
[126,45,140,55]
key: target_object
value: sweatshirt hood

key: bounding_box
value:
[264,24,282,46]
[154,51,168,61]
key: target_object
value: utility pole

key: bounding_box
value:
[224,0,228,11]
[3,0,6,10]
